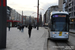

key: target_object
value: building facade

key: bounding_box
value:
[23,16,26,25]
[39,13,42,26]
[7,6,11,20]
[43,14,46,25]
[63,0,68,11]
[45,7,50,23]
[59,0,63,11]
[63,0,75,29]
[44,5,58,25]
[50,5,58,12]
[7,6,22,27]
[25,16,35,26]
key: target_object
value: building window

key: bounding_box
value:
[69,8,71,11]
[74,12,75,16]
[74,6,75,10]
[69,13,71,16]
[65,8,68,11]
[72,2,73,5]
[71,19,74,22]
[72,7,73,11]
[69,13,73,16]
[71,19,75,22]
[72,12,73,16]
[69,3,73,7]
[71,13,72,16]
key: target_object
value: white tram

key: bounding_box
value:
[48,11,70,41]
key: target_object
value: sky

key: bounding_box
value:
[7,0,58,17]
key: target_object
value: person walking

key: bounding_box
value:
[8,25,10,31]
[18,25,21,31]
[28,24,32,38]
[21,25,24,32]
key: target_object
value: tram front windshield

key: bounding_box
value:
[51,14,69,31]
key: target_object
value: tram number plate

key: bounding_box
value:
[59,32,62,36]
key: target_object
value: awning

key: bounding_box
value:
[7,20,21,22]
[7,20,13,22]
[13,21,20,22]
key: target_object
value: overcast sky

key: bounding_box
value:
[7,0,58,17]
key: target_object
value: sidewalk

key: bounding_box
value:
[2,27,48,50]
[69,29,75,33]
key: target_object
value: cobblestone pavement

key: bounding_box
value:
[1,27,48,50]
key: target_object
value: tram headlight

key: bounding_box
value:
[53,32,56,34]
[65,33,68,34]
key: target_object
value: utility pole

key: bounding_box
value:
[0,0,7,48]
[37,0,39,30]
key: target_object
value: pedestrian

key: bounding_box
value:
[18,25,21,31]
[8,26,10,31]
[21,25,24,32]
[28,24,32,38]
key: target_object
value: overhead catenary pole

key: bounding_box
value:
[0,0,7,48]
[37,0,39,30]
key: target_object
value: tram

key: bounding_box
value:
[48,11,70,41]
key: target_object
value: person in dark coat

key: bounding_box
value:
[21,25,24,32]
[8,26,10,31]
[28,24,32,38]
[18,25,21,31]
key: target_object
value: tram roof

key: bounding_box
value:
[51,11,69,15]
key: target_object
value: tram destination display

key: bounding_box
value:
[53,15,66,17]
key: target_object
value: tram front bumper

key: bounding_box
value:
[49,36,69,40]
[50,38,68,40]
[49,32,69,40]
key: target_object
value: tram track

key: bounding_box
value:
[55,41,74,50]
[47,30,75,50]
[47,39,75,50]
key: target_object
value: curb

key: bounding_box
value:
[69,32,75,34]
[43,39,48,50]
